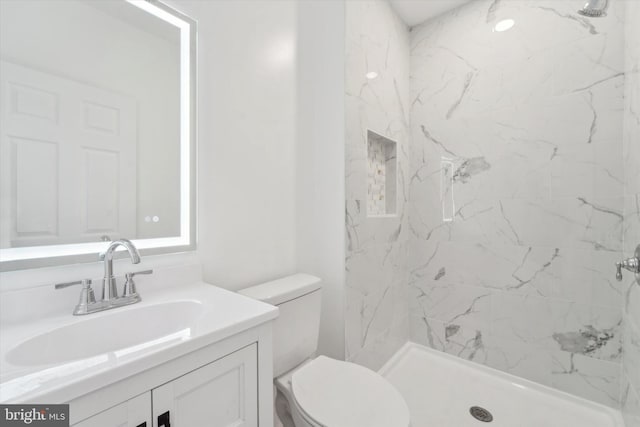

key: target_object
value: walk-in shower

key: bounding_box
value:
[345,0,640,425]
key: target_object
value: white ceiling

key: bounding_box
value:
[389,0,474,27]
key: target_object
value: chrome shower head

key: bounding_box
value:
[577,0,609,17]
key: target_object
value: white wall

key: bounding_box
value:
[168,0,298,290]
[295,0,346,359]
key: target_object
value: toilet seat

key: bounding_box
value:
[290,356,410,427]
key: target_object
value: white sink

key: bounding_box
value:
[0,276,278,404]
[6,301,204,366]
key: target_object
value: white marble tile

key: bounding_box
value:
[346,240,406,296]
[623,195,640,253]
[622,376,640,427]
[549,301,622,362]
[409,242,556,296]
[490,292,553,345]
[552,33,625,97]
[345,282,402,359]
[445,142,553,201]
[411,282,492,331]
[551,352,621,407]
[346,198,408,251]
[550,141,624,199]
[624,317,640,393]
[349,314,408,371]
[345,286,365,360]
[484,335,553,386]
[345,0,410,368]
[409,314,489,364]
[626,278,640,326]
[546,248,623,309]
[623,0,640,401]
[403,0,630,408]
[412,196,624,251]
[497,197,624,251]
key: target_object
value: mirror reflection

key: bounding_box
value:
[0,0,182,250]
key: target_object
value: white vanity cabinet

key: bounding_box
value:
[74,393,151,427]
[152,344,258,427]
[63,319,274,427]
[1,279,277,427]
[73,344,258,427]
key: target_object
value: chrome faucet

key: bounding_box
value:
[54,239,153,315]
[616,244,640,286]
[99,239,141,302]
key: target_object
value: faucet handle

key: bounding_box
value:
[125,269,153,280]
[55,279,92,289]
[122,269,152,300]
[55,279,97,315]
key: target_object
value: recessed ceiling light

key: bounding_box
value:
[494,19,515,32]
[366,71,379,79]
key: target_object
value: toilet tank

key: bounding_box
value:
[239,274,322,377]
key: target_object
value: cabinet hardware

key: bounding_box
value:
[158,411,170,427]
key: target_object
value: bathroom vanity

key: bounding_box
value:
[0,264,278,426]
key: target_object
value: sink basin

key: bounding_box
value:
[6,301,203,366]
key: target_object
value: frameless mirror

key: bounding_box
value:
[0,0,196,271]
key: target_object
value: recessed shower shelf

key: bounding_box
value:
[367,130,397,218]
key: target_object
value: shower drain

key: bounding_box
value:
[469,406,493,422]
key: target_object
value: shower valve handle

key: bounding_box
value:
[616,244,640,283]
[616,262,623,281]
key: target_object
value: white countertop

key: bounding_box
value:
[0,280,278,403]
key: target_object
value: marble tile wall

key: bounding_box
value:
[622,0,640,424]
[408,0,627,407]
[344,0,410,370]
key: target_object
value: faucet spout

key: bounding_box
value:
[100,239,141,301]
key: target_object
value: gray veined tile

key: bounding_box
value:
[546,247,623,308]
[350,315,408,372]
[550,140,624,200]
[490,292,553,345]
[622,376,640,427]
[551,352,621,408]
[409,314,489,364]
[549,300,622,362]
[624,318,640,393]
[405,0,631,409]
[484,335,553,386]
[411,282,492,331]
[623,195,640,253]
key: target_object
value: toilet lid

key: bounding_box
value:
[291,356,410,427]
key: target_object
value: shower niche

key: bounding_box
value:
[367,130,397,217]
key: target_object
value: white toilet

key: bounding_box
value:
[239,274,411,427]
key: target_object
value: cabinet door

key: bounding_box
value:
[73,392,151,427]
[153,344,258,427]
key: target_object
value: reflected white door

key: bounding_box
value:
[0,60,137,248]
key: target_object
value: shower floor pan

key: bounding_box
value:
[380,343,624,427]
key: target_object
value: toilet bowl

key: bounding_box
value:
[238,274,411,427]
[275,356,410,427]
